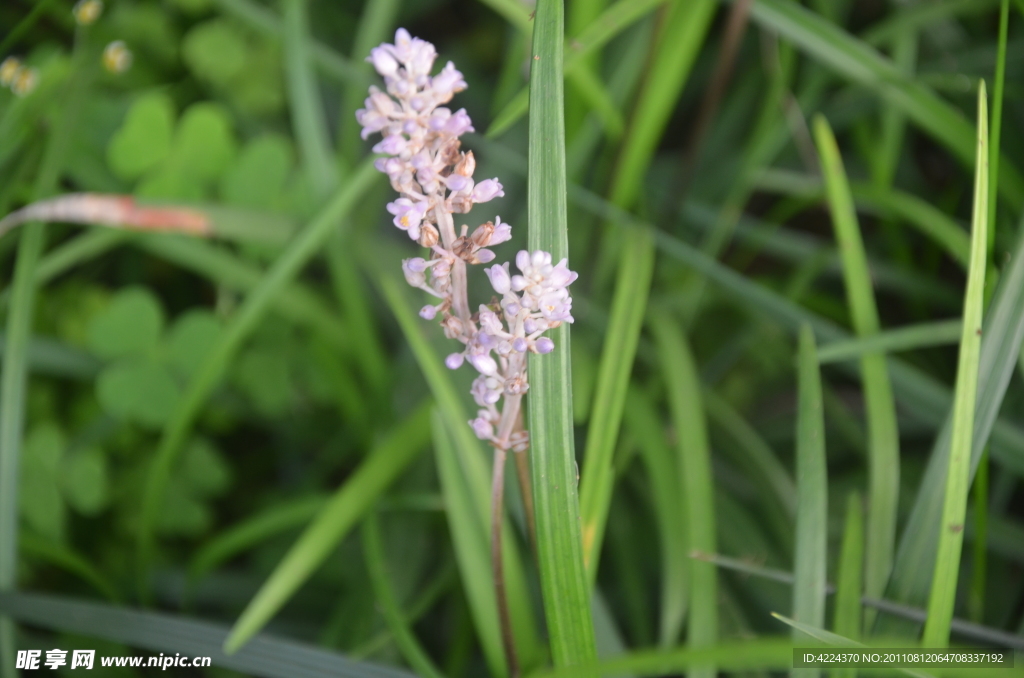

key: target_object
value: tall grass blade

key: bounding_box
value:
[792,325,827,678]
[363,511,446,678]
[0,591,416,678]
[813,115,900,618]
[578,228,654,577]
[527,0,597,665]
[921,82,989,649]
[833,493,864,642]
[223,403,431,653]
[137,159,379,598]
[0,46,86,676]
[885,209,1024,635]
[649,312,717,678]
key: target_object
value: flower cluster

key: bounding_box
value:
[359,29,577,451]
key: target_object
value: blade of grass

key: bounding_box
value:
[814,115,900,614]
[988,0,1009,246]
[833,493,864,645]
[362,511,446,678]
[749,0,1023,210]
[137,159,379,599]
[885,204,1024,636]
[0,36,87,677]
[623,387,688,647]
[0,591,417,678]
[817,320,962,364]
[921,82,989,649]
[527,0,597,666]
[578,228,654,578]
[283,0,338,197]
[649,312,717,678]
[223,401,431,654]
[378,272,540,676]
[792,325,828,672]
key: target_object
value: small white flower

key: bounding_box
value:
[386,198,428,239]
[472,179,504,203]
[102,41,132,74]
[485,263,511,294]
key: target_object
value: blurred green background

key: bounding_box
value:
[1,0,1023,675]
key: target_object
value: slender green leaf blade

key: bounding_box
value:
[792,325,827,676]
[817,320,962,364]
[527,0,596,665]
[813,115,900,612]
[922,82,989,649]
[579,228,654,577]
[650,313,717,678]
[0,591,416,678]
[833,493,864,646]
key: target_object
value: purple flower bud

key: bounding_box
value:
[402,258,427,287]
[490,217,512,245]
[475,248,496,263]
[512,337,528,352]
[432,62,466,96]
[535,337,555,354]
[516,250,531,273]
[368,47,399,77]
[485,263,511,294]
[472,179,504,203]
[523,318,538,334]
[445,352,465,369]
[446,174,473,192]
[444,108,474,136]
[470,414,493,440]
[419,305,438,320]
[467,353,498,376]
[372,134,406,155]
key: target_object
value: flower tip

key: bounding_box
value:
[535,337,555,354]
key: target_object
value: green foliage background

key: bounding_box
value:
[0,0,1023,675]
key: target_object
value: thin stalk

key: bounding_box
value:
[491,446,519,678]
